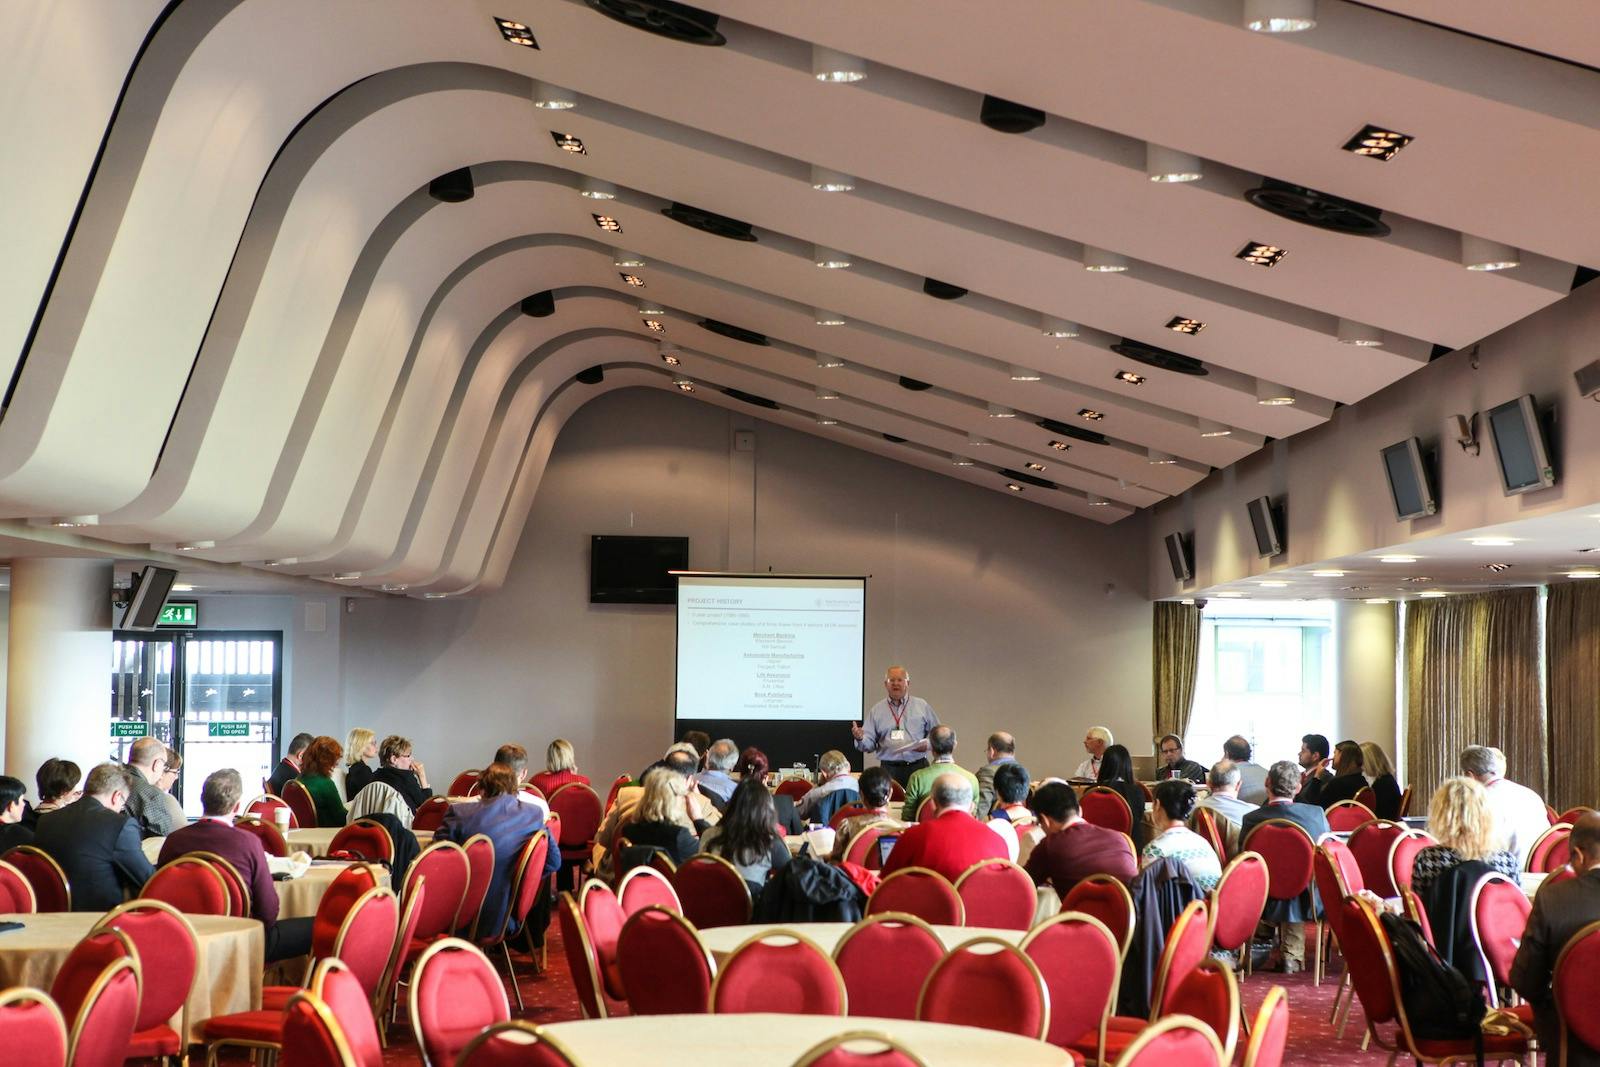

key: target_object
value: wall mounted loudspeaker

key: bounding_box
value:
[575,365,605,385]
[1164,531,1194,582]
[1575,359,1600,400]
[521,291,556,317]
[979,95,1046,134]
[428,168,475,203]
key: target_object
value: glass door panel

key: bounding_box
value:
[110,637,175,763]
[179,636,279,817]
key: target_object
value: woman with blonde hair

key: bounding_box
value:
[1412,776,1519,894]
[619,767,703,866]
[529,738,590,796]
[1359,740,1403,819]
[342,728,378,800]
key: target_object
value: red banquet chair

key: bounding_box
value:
[280,960,386,1067]
[916,936,1049,1040]
[1325,800,1376,833]
[184,851,250,918]
[888,778,906,803]
[1355,785,1378,812]
[1312,841,1363,1027]
[1113,1016,1226,1067]
[140,855,231,915]
[261,883,398,1012]
[712,930,847,1016]
[1389,830,1436,892]
[617,864,680,915]
[1062,873,1137,962]
[411,796,450,833]
[455,834,496,938]
[477,832,550,1011]
[216,959,381,1067]
[1020,910,1121,1050]
[1527,823,1574,874]
[400,840,473,963]
[409,938,510,1067]
[0,858,36,912]
[1080,787,1134,836]
[775,778,813,802]
[1347,820,1409,897]
[0,988,68,1067]
[913,798,936,823]
[1558,806,1594,826]
[328,820,395,864]
[65,956,142,1067]
[953,858,1035,930]
[48,930,133,1036]
[4,846,69,911]
[233,816,289,858]
[547,783,604,870]
[1398,785,1414,818]
[1469,872,1531,1006]
[457,1022,584,1067]
[279,995,356,1067]
[867,867,963,925]
[447,770,481,797]
[282,779,320,829]
[1193,807,1228,865]
[1241,819,1320,977]
[245,793,299,830]
[604,774,631,811]
[579,879,627,1000]
[675,853,754,928]
[1554,919,1600,1066]
[1209,851,1269,974]
[1164,960,1241,1063]
[1241,985,1291,1067]
[1399,886,1437,947]
[557,892,612,1020]
[94,899,198,1063]
[790,1032,927,1067]
[843,826,887,870]
[832,913,946,1021]
[617,905,717,1015]
[828,802,871,830]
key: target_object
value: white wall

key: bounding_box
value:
[1335,600,1399,761]
[338,387,1155,786]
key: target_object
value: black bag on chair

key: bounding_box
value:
[1379,911,1485,1041]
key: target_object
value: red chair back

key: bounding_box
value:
[411,796,450,832]
[0,859,36,912]
[233,816,290,857]
[1312,844,1357,952]
[1192,807,1227,864]
[0,988,67,1067]
[245,794,298,829]
[1116,1016,1226,1067]
[867,867,963,925]
[1165,960,1240,1062]
[458,1022,583,1067]
[1354,786,1378,811]
[448,771,481,797]
[49,930,133,1030]
[312,863,381,956]
[1400,886,1436,946]
[1020,911,1120,1048]
[842,826,885,870]
[1338,896,1399,1027]
[616,906,715,1015]
[328,820,394,864]
[674,854,753,928]
[1151,899,1211,1018]
[555,892,608,1019]
[888,778,906,802]
[1398,785,1413,818]
[1079,787,1134,835]
[282,779,319,829]
[1558,807,1594,826]
[314,960,382,1067]
[456,834,496,936]
[832,913,944,1021]
[1528,823,1574,873]
[791,1033,922,1067]
[332,887,401,1001]
[775,778,812,801]
[4,847,69,911]
[1325,800,1376,833]
[1241,820,1316,903]
[914,797,936,823]
[1242,986,1290,1067]
[604,774,630,811]
[1347,820,1409,896]
[1209,851,1268,953]
[188,851,249,917]
[953,858,1035,930]
[915,937,1048,1039]
[1388,831,1434,891]
[66,957,141,1067]
[617,865,680,915]
[403,841,472,943]
[1061,874,1135,959]
[482,831,549,945]
[94,900,196,1032]
[409,938,510,1067]
[579,879,627,1000]
[829,803,871,830]
[140,856,230,915]
[281,993,358,1067]
[379,882,427,1025]
[1470,872,1531,998]
[1554,919,1600,1059]
[711,931,846,1015]
[547,784,604,855]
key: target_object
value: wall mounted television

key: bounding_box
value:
[1485,394,1556,495]
[589,535,689,604]
[1246,495,1284,558]
[1164,531,1194,582]
[121,565,179,631]
[1379,437,1438,520]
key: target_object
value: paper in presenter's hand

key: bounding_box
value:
[881,736,932,759]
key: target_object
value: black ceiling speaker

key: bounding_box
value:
[1111,338,1208,376]
[575,365,605,385]
[922,278,967,300]
[1001,468,1056,490]
[897,376,933,391]
[721,387,778,409]
[1245,178,1390,237]
[882,433,907,444]
[428,168,474,203]
[698,319,769,345]
[584,0,726,45]
[1036,418,1109,446]
[979,95,1046,134]
[661,203,757,241]
[520,291,555,318]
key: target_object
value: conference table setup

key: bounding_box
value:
[694,922,1027,962]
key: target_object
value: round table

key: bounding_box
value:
[277,862,393,919]
[695,922,1027,961]
[539,1013,1072,1065]
[284,826,432,856]
[0,912,262,1040]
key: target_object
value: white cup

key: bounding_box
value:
[273,806,291,832]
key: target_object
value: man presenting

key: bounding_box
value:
[852,665,938,786]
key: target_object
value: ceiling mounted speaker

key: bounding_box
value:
[1110,338,1209,376]
[979,95,1046,134]
[1245,178,1390,237]
[898,376,932,391]
[660,202,757,241]
[575,366,605,385]
[583,0,725,45]
[1001,468,1056,490]
[698,319,769,345]
[428,168,474,203]
[922,278,967,300]
[520,291,556,318]
[722,387,778,409]
[882,433,908,444]
[1035,418,1109,446]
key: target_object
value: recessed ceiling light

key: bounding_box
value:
[637,303,666,316]
[1167,316,1206,335]
[817,415,839,426]
[1568,571,1600,579]
[613,250,645,268]
[673,378,694,392]
[494,16,539,47]
[1259,580,1289,588]
[814,309,846,326]
[1379,555,1417,563]
[1236,241,1288,268]
[1087,494,1111,506]
[1146,143,1203,183]
[1213,591,1245,598]
[816,385,840,401]
[1342,124,1413,162]
[531,80,573,108]
[579,178,616,200]
[1048,439,1070,451]
[987,404,1017,419]
[644,319,666,333]
[1115,370,1147,385]
[1461,233,1520,272]
[812,45,867,83]
[1242,0,1317,33]
[174,541,216,552]
[1256,380,1296,406]
[1083,246,1129,273]
[421,593,451,600]
[1078,408,1104,421]
[1483,563,1512,573]
[1010,365,1042,382]
[551,131,586,155]
[331,572,362,581]
[1469,537,1517,547]
[1401,576,1433,584]
[1364,598,1391,605]
[262,559,299,567]
[1311,570,1346,578]
[619,273,645,287]
[809,165,855,192]
[1041,315,1081,338]
[1336,319,1385,347]
[592,214,622,232]
[171,584,195,593]
[816,353,845,369]
[814,245,851,269]
[1025,462,1046,472]
[1198,419,1233,438]
[952,453,974,466]
[1005,483,1024,493]
[1148,449,1177,465]
[1419,590,1448,598]
[659,345,681,366]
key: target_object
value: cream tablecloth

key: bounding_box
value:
[283,827,432,856]
[540,1013,1072,1065]
[0,912,262,1040]
[277,862,393,919]
[695,922,1026,962]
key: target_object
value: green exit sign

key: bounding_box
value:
[110,721,148,738]
[157,601,198,628]
[208,722,251,738]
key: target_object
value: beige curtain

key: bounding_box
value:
[1153,601,1202,745]
[1404,587,1544,804]
[1546,582,1600,811]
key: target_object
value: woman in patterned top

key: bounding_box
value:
[1411,776,1520,893]
[1141,778,1222,892]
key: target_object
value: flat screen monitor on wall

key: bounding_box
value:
[589,535,689,604]
[1486,394,1556,495]
[1164,531,1194,582]
[121,566,179,631]
[1246,496,1284,558]
[1380,437,1438,520]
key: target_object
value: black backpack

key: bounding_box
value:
[1379,911,1485,1042]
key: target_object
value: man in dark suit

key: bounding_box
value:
[880,773,1006,884]
[1241,760,1330,974]
[1512,812,1600,1063]
[0,775,33,853]
[435,763,559,937]
[33,763,155,911]
[1294,734,1334,806]
[1155,734,1207,784]
[158,768,313,962]
[268,733,314,796]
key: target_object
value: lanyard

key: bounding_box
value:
[889,699,906,730]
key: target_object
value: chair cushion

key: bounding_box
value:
[1105,1016,1145,1033]
[202,1010,286,1042]
[261,985,298,1011]
[1068,1026,1140,1060]
[125,1025,181,1057]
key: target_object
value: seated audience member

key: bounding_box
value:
[155,746,186,828]
[1095,744,1151,849]
[1075,726,1112,780]
[123,736,184,839]
[34,762,155,911]
[437,762,560,935]
[1359,741,1403,820]
[1024,781,1137,898]
[0,776,33,852]
[490,744,550,818]
[1141,779,1221,892]
[619,767,705,868]
[881,773,1006,883]
[342,728,377,801]
[372,735,432,813]
[1511,812,1600,1057]
[1411,776,1519,893]
[269,732,314,796]
[700,778,791,896]
[157,769,314,961]
[830,767,909,862]
[596,748,720,863]
[987,762,1041,864]
[297,736,349,828]
[680,730,712,760]
[797,750,859,825]
[530,739,591,797]
[1196,760,1255,856]
[1155,734,1206,784]
[1224,735,1269,805]
[24,759,81,830]
[975,732,1018,819]
[737,748,802,835]
[900,726,980,822]
[1241,761,1329,974]
[695,739,740,809]
[1316,740,1368,810]
[1295,734,1334,807]
[1460,744,1548,868]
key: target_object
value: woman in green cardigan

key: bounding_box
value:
[297,735,348,828]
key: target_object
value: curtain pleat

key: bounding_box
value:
[1546,583,1600,811]
[1404,587,1544,804]
[1152,601,1202,745]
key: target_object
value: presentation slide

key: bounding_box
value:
[676,575,865,722]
